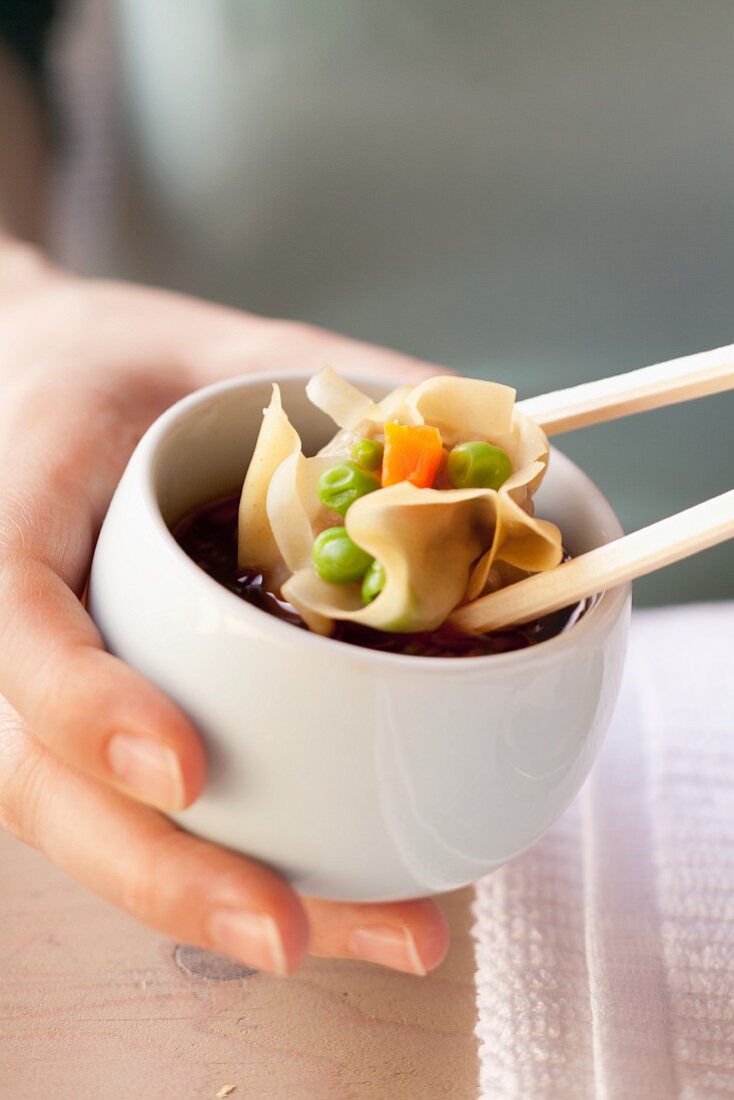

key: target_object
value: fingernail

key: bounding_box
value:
[347,924,427,975]
[107,733,185,809]
[207,909,289,976]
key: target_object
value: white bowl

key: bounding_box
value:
[89,373,630,902]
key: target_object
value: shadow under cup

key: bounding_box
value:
[89,374,630,902]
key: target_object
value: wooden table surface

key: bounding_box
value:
[0,829,479,1100]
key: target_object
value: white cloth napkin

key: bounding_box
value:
[473,603,734,1100]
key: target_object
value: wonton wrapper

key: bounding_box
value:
[282,482,561,634]
[306,366,381,430]
[238,385,300,578]
[240,369,563,634]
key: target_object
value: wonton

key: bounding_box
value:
[238,368,563,635]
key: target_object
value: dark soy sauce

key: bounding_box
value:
[171,495,589,658]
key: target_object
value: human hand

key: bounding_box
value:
[0,241,449,975]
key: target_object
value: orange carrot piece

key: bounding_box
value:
[382,422,444,488]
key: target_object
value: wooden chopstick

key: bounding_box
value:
[451,490,734,634]
[518,343,734,435]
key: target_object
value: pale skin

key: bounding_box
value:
[0,47,449,976]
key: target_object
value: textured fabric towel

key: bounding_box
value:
[474,603,734,1100]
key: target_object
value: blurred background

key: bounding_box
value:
[2,0,733,603]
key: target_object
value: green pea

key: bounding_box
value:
[318,461,380,517]
[361,560,386,604]
[447,441,512,491]
[312,527,374,584]
[351,438,384,472]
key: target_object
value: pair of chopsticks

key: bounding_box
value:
[452,344,734,633]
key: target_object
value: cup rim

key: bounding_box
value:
[133,371,630,674]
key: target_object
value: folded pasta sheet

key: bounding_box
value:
[238,368,563,634]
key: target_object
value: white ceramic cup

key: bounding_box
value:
[89,373,630,902]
